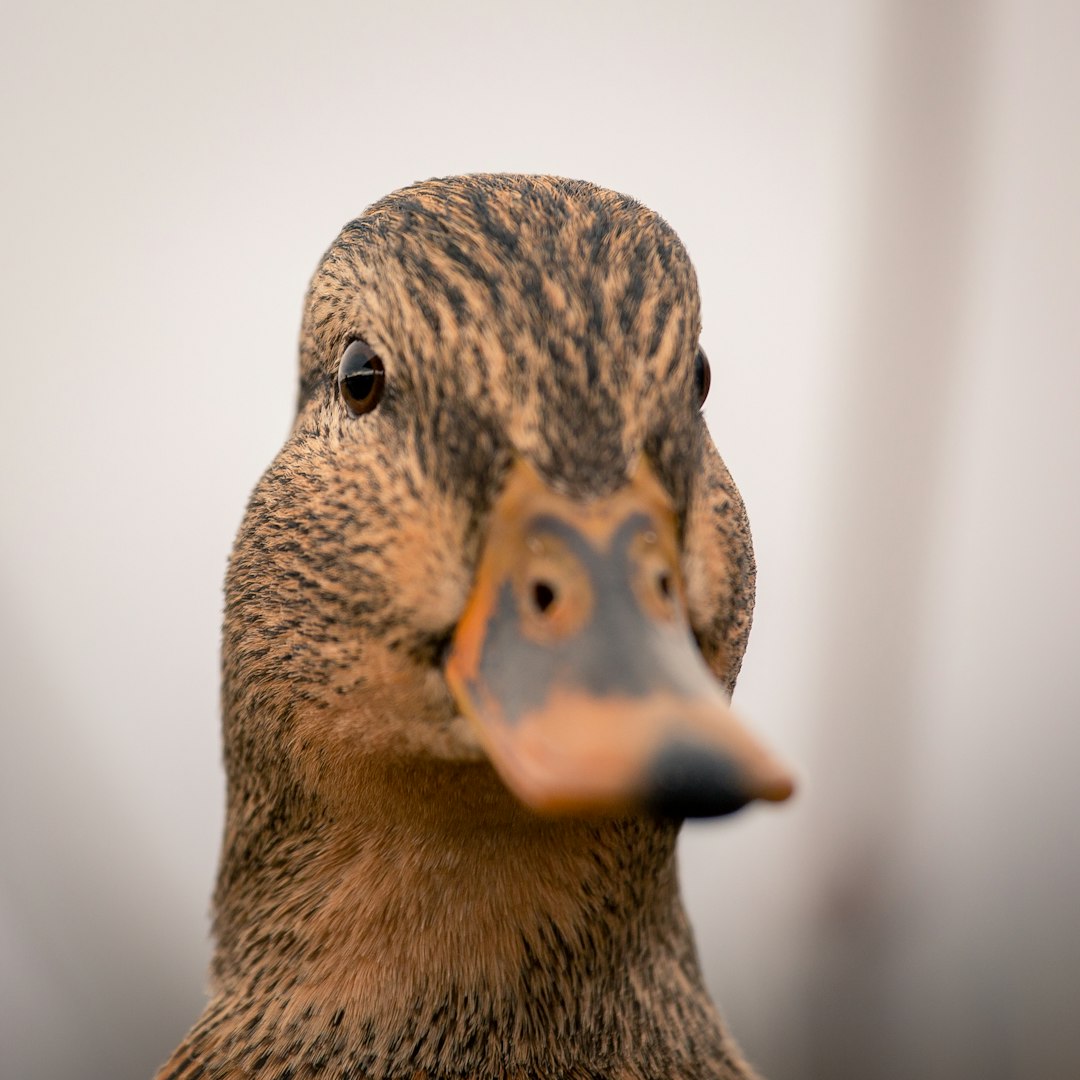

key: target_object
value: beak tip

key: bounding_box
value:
[759,771,797,803]
[646,739,797,819]
[646,740,751,819]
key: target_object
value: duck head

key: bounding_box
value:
[223,175,791,834]
[162,175,798,1080]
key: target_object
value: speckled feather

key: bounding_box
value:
[156,175,759,1080]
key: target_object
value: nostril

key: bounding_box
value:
[532,581,557,614]
[658,571,673,600]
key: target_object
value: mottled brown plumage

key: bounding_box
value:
[157,175,766,1080]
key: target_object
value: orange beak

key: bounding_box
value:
[444,457,795,818]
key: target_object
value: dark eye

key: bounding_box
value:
[338,339,385,416]
[694,346,711,408]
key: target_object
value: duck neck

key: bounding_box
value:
[185,757,754,1080]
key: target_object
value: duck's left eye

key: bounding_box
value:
[694,346,711,408]
[338,339,385,416]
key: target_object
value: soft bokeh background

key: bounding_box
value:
[2,2,1077,1078]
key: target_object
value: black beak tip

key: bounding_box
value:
[645,739,753,819]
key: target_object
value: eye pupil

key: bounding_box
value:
[344,368,375,398]
[338,340,385,415]
[694,347,711,407]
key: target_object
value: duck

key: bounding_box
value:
[156,174,794,1080]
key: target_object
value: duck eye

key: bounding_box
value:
[693,346,711,408]
[338,339,385,416]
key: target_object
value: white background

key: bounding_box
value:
[2,3,1077,1079]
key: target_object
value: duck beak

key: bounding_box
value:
[444,457,795,818]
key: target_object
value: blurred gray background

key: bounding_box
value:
[2,2,1078,1078]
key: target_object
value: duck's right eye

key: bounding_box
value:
[338,339,385,416]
